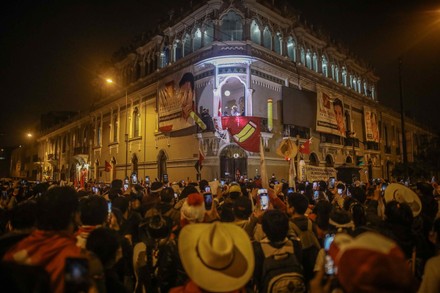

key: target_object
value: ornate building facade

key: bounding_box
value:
[12,0,437,184]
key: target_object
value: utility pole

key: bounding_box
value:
[398,58,408,179]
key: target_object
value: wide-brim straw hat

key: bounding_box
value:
[178,222,254,292]
[384,183,422,217]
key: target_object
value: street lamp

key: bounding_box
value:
[106,78,129,179]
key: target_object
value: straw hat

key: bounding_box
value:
[178,222,254,292]
[384,183,422,217]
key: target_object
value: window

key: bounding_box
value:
[322,55,328,77]
[174,40,182,61]
[342,67,347,86]
[274,32,282,55]
[312,52,318,72]
[112,112,118,143]
[95,118,102,146]
[62,136,67,153]
[250,20,261,44]
[300,47,306,65]
[220,11,243,41]
[287,37,296,62]
[335,66,340,83]
[262,26,272,49]
[133,107,140,137]
[203,21,214,46]
[193,28,202,51]
[183,33,192,56]
[305,50,312,69]
[159,50,167,69]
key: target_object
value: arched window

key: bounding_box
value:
[133,107,140,137]
[300,47,306,65]
[312,52,318,72]
[274,32,282,55]
[325,155,334,167]
[193,28,202,51]
[250,20,261,44]
[322,55,328,77]
[335,66,340,83]
[174,40,183,61]
[287,37,296,62]
[159,47,168,69]
[96,118,102,146]
[203,21,214,46]
[263,26,272,49]
[351,76,357,91]
[305,50,312,69]
[357,79,362,94]
[183,33,192,56]
[342,67,347,86]
[131,153,138,176]
[220,11,243,41]
[309,153,319,166]
[157,150,167,181]
[112,112,118,142]
[345,110,351,134]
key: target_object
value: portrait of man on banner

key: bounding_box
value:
[157,71,206,132]
[316,90,346,137]
[364,106,380,143]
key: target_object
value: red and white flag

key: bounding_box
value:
[299,138,312,155]
[104,160,112,172]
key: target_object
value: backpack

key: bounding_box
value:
[260,240,306,293]
[290,220,320,282]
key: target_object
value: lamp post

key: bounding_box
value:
[398,58,408,179]
[106,79,129,179]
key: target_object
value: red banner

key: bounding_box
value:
[221,116,261,152]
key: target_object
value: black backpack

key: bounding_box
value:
[260,240,306,293]
[290,220,321,282]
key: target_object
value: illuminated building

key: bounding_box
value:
[16,0,437,184]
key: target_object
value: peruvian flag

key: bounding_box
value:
[299,138,312,155]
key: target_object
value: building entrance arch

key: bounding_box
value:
[219,144,247,182]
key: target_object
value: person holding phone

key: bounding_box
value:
[3,187,103,293]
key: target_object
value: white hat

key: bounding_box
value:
[384,183,422,217]
[178,222,254,292]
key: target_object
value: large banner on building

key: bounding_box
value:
[158,71,198,133]
[364,106,380,143]
[316,89,346,137]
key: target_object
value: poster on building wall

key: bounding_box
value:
[305,165,337,182]
[316,89,346,137]
[363,106,380,143]
[158,71,206,133]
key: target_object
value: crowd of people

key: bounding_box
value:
[0,175,439,293]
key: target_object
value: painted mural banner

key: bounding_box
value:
[363,106,380,143]
[157,71,206,133]
[305,165,337,182]
[221,116,261,153]
[316,88,346,137]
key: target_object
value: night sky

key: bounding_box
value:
[1,0,439,147]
